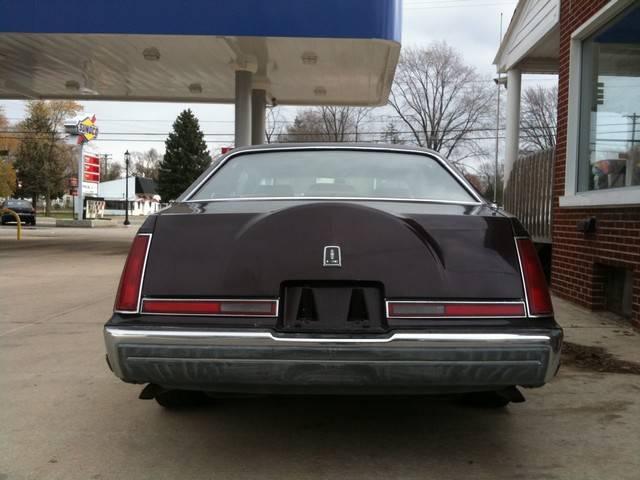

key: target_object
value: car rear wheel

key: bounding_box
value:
[154,389,209,409]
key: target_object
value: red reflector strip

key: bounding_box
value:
[387,302,525,318]
[114,234,150,313]
[141,299,278,317]
[444,303,526,317]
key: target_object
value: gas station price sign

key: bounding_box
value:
[82,154,100,195]
[83,154,100,183]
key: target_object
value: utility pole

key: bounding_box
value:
[124,150,131,226]
[101,153,112,177]
[623,113,638,187]
[493,12,504,204]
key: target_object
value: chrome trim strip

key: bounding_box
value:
[181,196,482,206]
[384,300,528,319]
[513,236,532,317]
[513,236,552,319]
[106,328,552,344]
[113,233,152,315]
[140,298,280,317]
[183,145,485,204]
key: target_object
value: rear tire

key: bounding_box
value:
[154,389,209,409]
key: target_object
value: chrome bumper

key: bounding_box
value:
[104,327,562,393]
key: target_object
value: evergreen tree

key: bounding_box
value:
[158,109,210,201]
[382,122,403,144]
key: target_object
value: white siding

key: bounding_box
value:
[98,177,136,201]
[495,0,560,72]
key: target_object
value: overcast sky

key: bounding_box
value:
[1,0,557,165]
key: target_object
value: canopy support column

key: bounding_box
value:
[234,70,252,148]
[251,89,266,145]
[504,68,522,187]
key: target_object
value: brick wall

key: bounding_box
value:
[552,0,640,327]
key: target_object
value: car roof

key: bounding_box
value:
[227,143,442,157]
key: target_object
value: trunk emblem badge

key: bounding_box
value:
[323,246,342,267]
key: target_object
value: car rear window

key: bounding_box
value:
[5,200,32,208]
[189,150,477,203]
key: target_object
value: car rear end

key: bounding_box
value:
[1,200,36,225]
[104,145,562,397]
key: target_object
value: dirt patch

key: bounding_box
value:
[562,341,640,375]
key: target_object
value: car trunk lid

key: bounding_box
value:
[141,201,524,304]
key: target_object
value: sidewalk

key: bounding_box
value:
[553,295,640,364]
[36,215,148,227]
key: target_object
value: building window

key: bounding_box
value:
[577,4,640,192]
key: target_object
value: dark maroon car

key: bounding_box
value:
[104,144,562,408]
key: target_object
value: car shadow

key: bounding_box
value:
[138,394,523,478]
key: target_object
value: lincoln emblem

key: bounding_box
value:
[323,246,342,267]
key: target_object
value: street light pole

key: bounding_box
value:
[124,150,130,226]
[494,12,504,205]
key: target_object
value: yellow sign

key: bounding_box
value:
[77,115,99,144]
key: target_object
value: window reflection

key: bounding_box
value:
[578,5,640,192]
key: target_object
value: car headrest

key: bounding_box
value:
[251,185,295,197]
[306,183,357,196]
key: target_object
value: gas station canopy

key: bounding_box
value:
[0,0,402,106]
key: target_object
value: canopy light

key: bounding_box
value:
[301,52,318,65]
[65,80,80,91]
[143,47,161,61]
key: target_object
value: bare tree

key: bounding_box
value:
[265,106,285,144]
[389,42,494,163]
[280,110,325,142]
[282,106,373,142]
[520,85,558,152]
[462,160,504,203]
[131,148,161,180]
[102,162,123,181]
[319,106,353,142]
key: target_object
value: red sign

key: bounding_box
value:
[83,154,101,183]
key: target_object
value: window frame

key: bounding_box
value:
[182,145,484,206]
[562,0,640,208]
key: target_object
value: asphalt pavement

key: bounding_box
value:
[1,225,639,480]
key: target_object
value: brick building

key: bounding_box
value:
[495,0,640,326]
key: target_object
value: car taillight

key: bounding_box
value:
[387,301,525,318]
[114,234,151,313]
[141,299,278,317]
[516,238,553,316]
